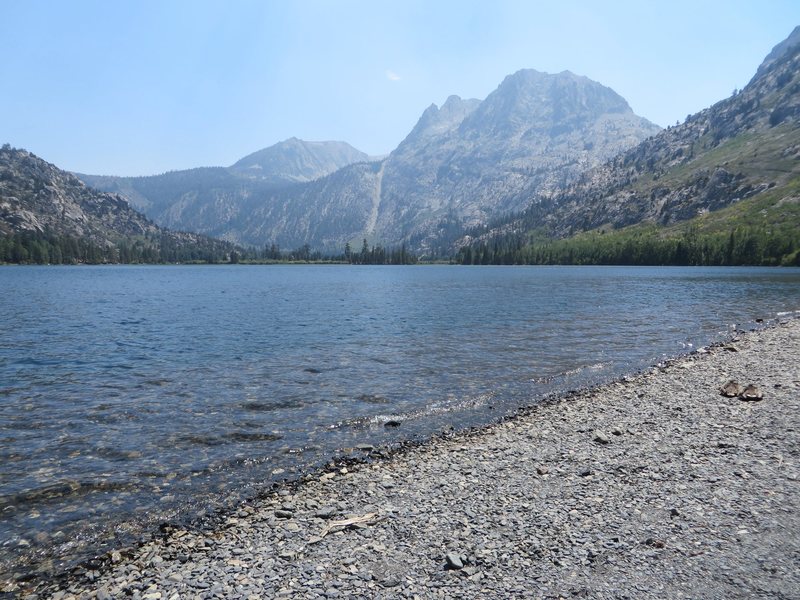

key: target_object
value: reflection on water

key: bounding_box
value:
[1,264,799,579]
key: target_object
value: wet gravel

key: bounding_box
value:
[12,319,800,599]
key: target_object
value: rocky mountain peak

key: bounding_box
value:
[402,95,480,144]
[229,138,370,183]
[459,68,634,139]
[463,25,800,254]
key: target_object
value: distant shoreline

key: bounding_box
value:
[3,261,800,267]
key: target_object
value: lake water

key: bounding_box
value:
[1,265,799,580]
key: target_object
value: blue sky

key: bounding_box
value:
[2,1,798,176]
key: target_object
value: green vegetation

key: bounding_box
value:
[634,123,800,194]
[0,233,419,266]
[0,231,235,264]
[345,239,417,265]
[245,239,418,264]
[457,178,800,267]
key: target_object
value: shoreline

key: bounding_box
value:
[12,317,800,598]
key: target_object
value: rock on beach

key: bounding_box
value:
[21,319,800,599]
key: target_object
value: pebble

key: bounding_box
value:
[739,384,763,401]
[720,380,742,397]
[593,430,611,444]
[315,506,338,519]
[96,588,111,600]
[27,321,800,600]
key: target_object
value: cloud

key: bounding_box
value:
[385,70,401,81]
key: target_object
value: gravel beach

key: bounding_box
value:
[19,318,800,599]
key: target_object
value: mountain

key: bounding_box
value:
[78,167,266,241]
[0,145,236,263]
[229,138,370,184]
[78,138,372,242]
[457,27,800,266]
[203,71,660,253]
[374,70,660,248]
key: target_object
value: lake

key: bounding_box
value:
[1,265,799,579]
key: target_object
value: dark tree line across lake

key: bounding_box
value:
[0,232,420,265]
[244,239,418,264]
[456,225,800,267]
[3,227,798,267]
[0,231,234,265]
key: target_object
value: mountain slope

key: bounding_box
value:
[230,161,381,251]
[457,26,800,264]
[78,138,372,242]
[0,145,235,263]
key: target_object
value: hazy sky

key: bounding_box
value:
[2,1,798,176]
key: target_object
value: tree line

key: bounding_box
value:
[344,239,417,265]
[456,225,800,267]
[1,232,420,266]
[0,231,234,265]
[248,239,417,264]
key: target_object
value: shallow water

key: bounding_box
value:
[1,264,799,578]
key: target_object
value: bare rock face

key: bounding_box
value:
[0,145,233,260]
[755,25,800,79]
[0,146,158,243]
[373,71,659,253]
[78,139,373,247]
[228,138,371,184]
[226,71,659,253]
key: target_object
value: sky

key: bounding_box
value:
[1,1,799,176]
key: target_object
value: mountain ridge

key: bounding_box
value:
[77,138,373,244]
[0,145,236,263]
[79,68,659,254]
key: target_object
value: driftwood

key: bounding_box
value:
[317,512,383,539]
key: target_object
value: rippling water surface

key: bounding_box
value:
[1,265,799,578]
